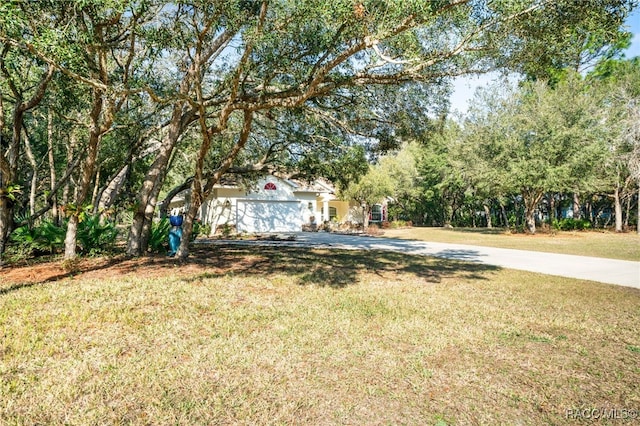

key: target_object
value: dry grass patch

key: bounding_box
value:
[383,227,640,261]
[1,245,639,425]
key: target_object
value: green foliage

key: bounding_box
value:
[148,218,171,254]
[343,63,637,231]
[4,185,22,202]
[0,1,26,34]
[1,0,635,257]
[200,222,212,238]
[63,204,92,222]
[409,124,470,226]
[190,220,211,241]
[341,164,395,208]
[552,218,592,231]
[459,74,611,233]
[9,220,66,256]
[503,0,634,82]
[295,144,369,192]
[508,214,526,234]
[76,214,119,255]
[8,214,119,258]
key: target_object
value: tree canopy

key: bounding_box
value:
[0,0,636,260]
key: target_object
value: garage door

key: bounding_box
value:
[236,200,303,233]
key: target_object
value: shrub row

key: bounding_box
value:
[9,215,210,260]
[551,218,592,231]
[9,214,118,257]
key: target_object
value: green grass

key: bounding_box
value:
[382,227,640,261]
[1,246,639,425]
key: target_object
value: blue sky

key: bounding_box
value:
[625,6,640,57]
[450,8,640,114]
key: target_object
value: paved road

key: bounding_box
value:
[204,232,640,289]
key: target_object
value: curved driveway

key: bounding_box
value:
[207,232,640,289]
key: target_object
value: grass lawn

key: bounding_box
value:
[1,245,639,425]
[382,227,640,261]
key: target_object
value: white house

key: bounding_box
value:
[169,175,367,234]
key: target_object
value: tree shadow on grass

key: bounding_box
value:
[0,243,501,293]
[0,280,42,296]
[185,244,500,288]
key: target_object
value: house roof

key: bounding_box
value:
[167,174,336,207]
[285,177,336,194]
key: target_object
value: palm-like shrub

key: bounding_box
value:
[9,220,66,256]
[76,214,119,255]
[148,218,171,253]
[9,213,119,259]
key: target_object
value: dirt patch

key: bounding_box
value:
[1,245,261,288]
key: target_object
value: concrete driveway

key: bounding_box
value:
[205,232,640,289]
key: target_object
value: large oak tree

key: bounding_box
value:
[1,0,635,260]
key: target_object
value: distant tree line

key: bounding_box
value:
[348,60,640,234]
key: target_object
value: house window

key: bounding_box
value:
[308,202,313,210]
[329,207,337,221]
[264,182,277,190]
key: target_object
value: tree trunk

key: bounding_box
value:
[444,204,453,227]
[23,130,38,218]
[64,214,79,258]
[138,196,158,254]
[127,143,175,256]
[483,203,492,228]
[585,198,593,224]
[525,210,536,234]
[62,132,76,207]
[0,96,7,266]
[523,190,543,234]
[0,101,23,263]
[548,193,556,223]
[176,110,254,259]
[97,164,129,213]
[363,205,370,229]
[126,31,210,256]
[47,109,59,224]
[91,166,101,209]
[127,107,191,256]
[0,64,53,261]
[176,201,198,259]
[63,87,108,260]
[500,203,508,228]
[0,195,13,267]
[572,193,581,220]
[614,185,623,232]
[624,192,630,230]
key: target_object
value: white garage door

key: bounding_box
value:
[236,200,303,233]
